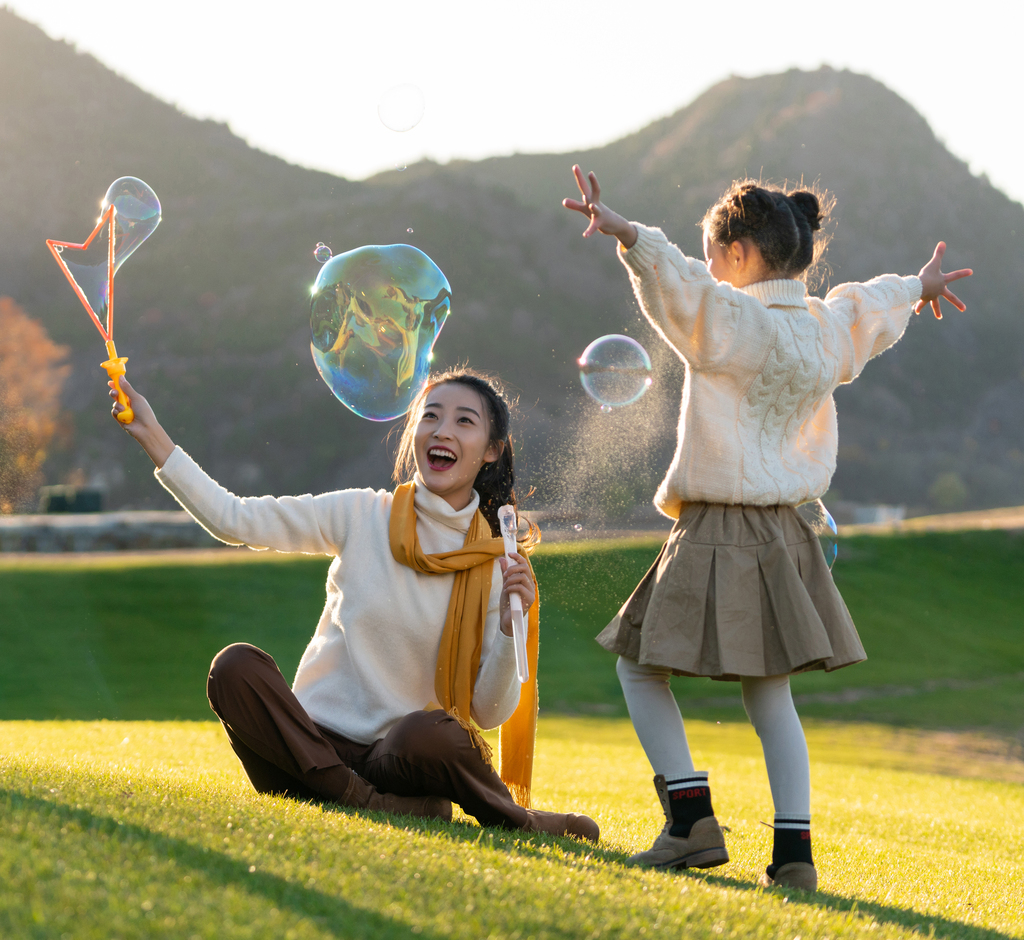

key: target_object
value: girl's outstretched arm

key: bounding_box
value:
[109,376,175,468]
[562,165,638,248]
[915,242,973,319]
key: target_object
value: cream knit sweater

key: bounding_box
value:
[620,224,924,516]
[155,447,519,744]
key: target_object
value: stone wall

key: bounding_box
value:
[0,511,223,552]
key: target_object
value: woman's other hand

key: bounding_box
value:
[562,165,638,249]
[109,376,176,468]
[498,551,536,637]
[915,242,973,319]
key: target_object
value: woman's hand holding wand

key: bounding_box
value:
[109,376,175,469]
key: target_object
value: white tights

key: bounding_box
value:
[616,656,810,816]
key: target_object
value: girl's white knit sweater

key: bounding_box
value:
[620,224,924,516]
[155,447,519,744]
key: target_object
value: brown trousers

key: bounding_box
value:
[206,643,531,828]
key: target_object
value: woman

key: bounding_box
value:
[111,368,599,840]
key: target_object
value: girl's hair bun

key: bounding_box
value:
[729,185,775,229]
[789,191,821,232]
[701,178,833,284]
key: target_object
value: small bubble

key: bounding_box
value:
[573,524,583,532]
[378,83,425,132]
[599,404,613,413]
[394,164,408,172]
[407,228,413,233]
[314,243,332,264]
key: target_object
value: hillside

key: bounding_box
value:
[2,8,1022,514]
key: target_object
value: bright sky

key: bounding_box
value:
[9,0,1024,205]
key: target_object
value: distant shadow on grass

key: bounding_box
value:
[1,789,445,940]
[689,870,1011,940]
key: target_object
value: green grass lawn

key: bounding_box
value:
[3,531,1024,733]
[3,535,1024,937]
[3,717,1022,939]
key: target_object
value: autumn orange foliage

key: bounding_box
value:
[0,297,71,513]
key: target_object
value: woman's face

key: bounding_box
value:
[413,382,501,511]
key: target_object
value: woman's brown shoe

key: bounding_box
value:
[523,809,600,842]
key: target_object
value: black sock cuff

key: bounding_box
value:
[665,774,714,838]
[771,821,813,868]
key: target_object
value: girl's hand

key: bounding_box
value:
[562,165,638,249]
[915,242,973,319]
[498,551,535,637]
[109,376,176,468]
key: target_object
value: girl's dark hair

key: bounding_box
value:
[394,368,539,551]
[701,180,834,284]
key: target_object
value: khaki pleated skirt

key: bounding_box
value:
[596,503,865,680]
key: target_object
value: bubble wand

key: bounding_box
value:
[45,177,162,425]
[497,504,530,683]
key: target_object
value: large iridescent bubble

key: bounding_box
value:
[61,177,161,325]
[310,244,451,421]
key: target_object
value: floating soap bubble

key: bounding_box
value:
[59,177,161,326]
[573,524,583,532]
[314,243,332,264]
[310,244,451,421]
[378,83,425,132]
[797,499,838,569]
[406,228,414,233]
[578,334,653,409]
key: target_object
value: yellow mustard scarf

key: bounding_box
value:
[389,481,540,808]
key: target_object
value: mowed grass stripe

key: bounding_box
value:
[2,718,1022,939]
[4,531,1024,730]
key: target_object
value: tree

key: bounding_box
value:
[0,297,71,513]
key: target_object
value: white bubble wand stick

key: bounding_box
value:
[497,504,529,684]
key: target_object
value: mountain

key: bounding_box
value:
[2,8,1023,517]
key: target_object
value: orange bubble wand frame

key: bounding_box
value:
[46,204,133,423]
[45,177,163,426]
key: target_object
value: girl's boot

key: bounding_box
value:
[757,816,816,891]
[627,773,728,870]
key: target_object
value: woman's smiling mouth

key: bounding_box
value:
[427,446,457,471]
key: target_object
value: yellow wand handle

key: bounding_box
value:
[101,340,134,424]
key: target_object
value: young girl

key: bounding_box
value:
[563,165,971,889]
[110,367,599,841]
